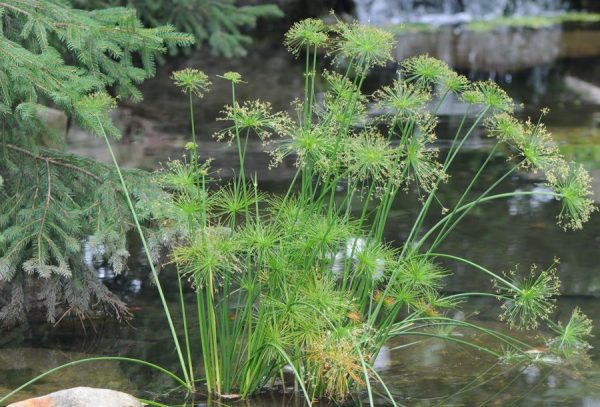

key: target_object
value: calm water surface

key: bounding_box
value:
[3,21,600,406]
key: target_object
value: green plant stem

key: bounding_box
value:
[99,124,191,388]
[189,92,198,166]
[269,343,313,406]
[401,107,489,257]
[309,45,318,121]
[196,288,213,393]
[427,143,500,249]
[231,83,246,187]
[357,346,374,407]
[367,364,399,407]
[425,252,518,290]
[178,274,195,390]
[370,188,548,323]
[418,189,560,251]
[303,45,311,128]
[394,316,531,349]
[393,331,501,357]
[427,162,522,251]
[0,357,186,405]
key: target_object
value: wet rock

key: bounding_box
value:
[7,387,143,407]
[565,75,600,104]
[0,348,137,403]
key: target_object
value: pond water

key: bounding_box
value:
[3,18,600,407]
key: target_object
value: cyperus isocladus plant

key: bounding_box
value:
[151,17,596,403]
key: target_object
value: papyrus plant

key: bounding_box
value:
[144,17,595,403]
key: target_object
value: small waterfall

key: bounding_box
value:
[355,0,568,25]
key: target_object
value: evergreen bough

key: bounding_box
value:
[0,0,193,326]
[73,0,284,57]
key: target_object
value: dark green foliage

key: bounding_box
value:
[0,144,168,325]
[73,0,284,57]
[0,0,191,325]
[0,0,193,146]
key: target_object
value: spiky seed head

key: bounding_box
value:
[275,124,334,172]
[439,70,469,94]
[400,115,447,193]
[462,80,514,112]
[321,70,368,128]
[347,310,363,323]
[397,256,447,293]
[76,92,120,138]
[374,79,430,119]
[546,163,597,230]
[352,241,396,281]
[285,18,329,55]
[344,129,400,185]
[497,262,561,330]
[171,68,211,98]
[402,55,450,88]
[518,120,562,171]
[305,325,374,401]
[485,113,523,142]
[331,20,395,69]
[218,71,244,84]
[487,113,563,172]
[78,91,117,114]
[216,100,291,141]
[156,159,211,192]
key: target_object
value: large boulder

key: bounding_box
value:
[7,387,143,407]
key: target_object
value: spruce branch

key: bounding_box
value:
[4,143,102,182]
[0,0,192,325]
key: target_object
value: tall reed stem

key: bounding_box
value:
[98,120,191,389]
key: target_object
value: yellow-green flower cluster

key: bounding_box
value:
[462,80,514,112]
[171,68,211,98]
[331,20,395,69]
[320,70,367,127]
[486,111,596,230]
[399,115,446,193]
[547,163,597,230]
[402,55,450,88]
[374,79,431,119]
[219,71,244,84]
[285,18,329,55]
[343,129,400,185]
[497,262,561,330]
[216,100,291,142]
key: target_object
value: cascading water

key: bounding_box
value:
[355,0,568,25]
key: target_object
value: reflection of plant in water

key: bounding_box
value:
[548,307,593,358]
[4,17,597,407]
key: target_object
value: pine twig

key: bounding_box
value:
[4,143,102,182]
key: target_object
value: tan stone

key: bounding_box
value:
[7,387,143,407]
